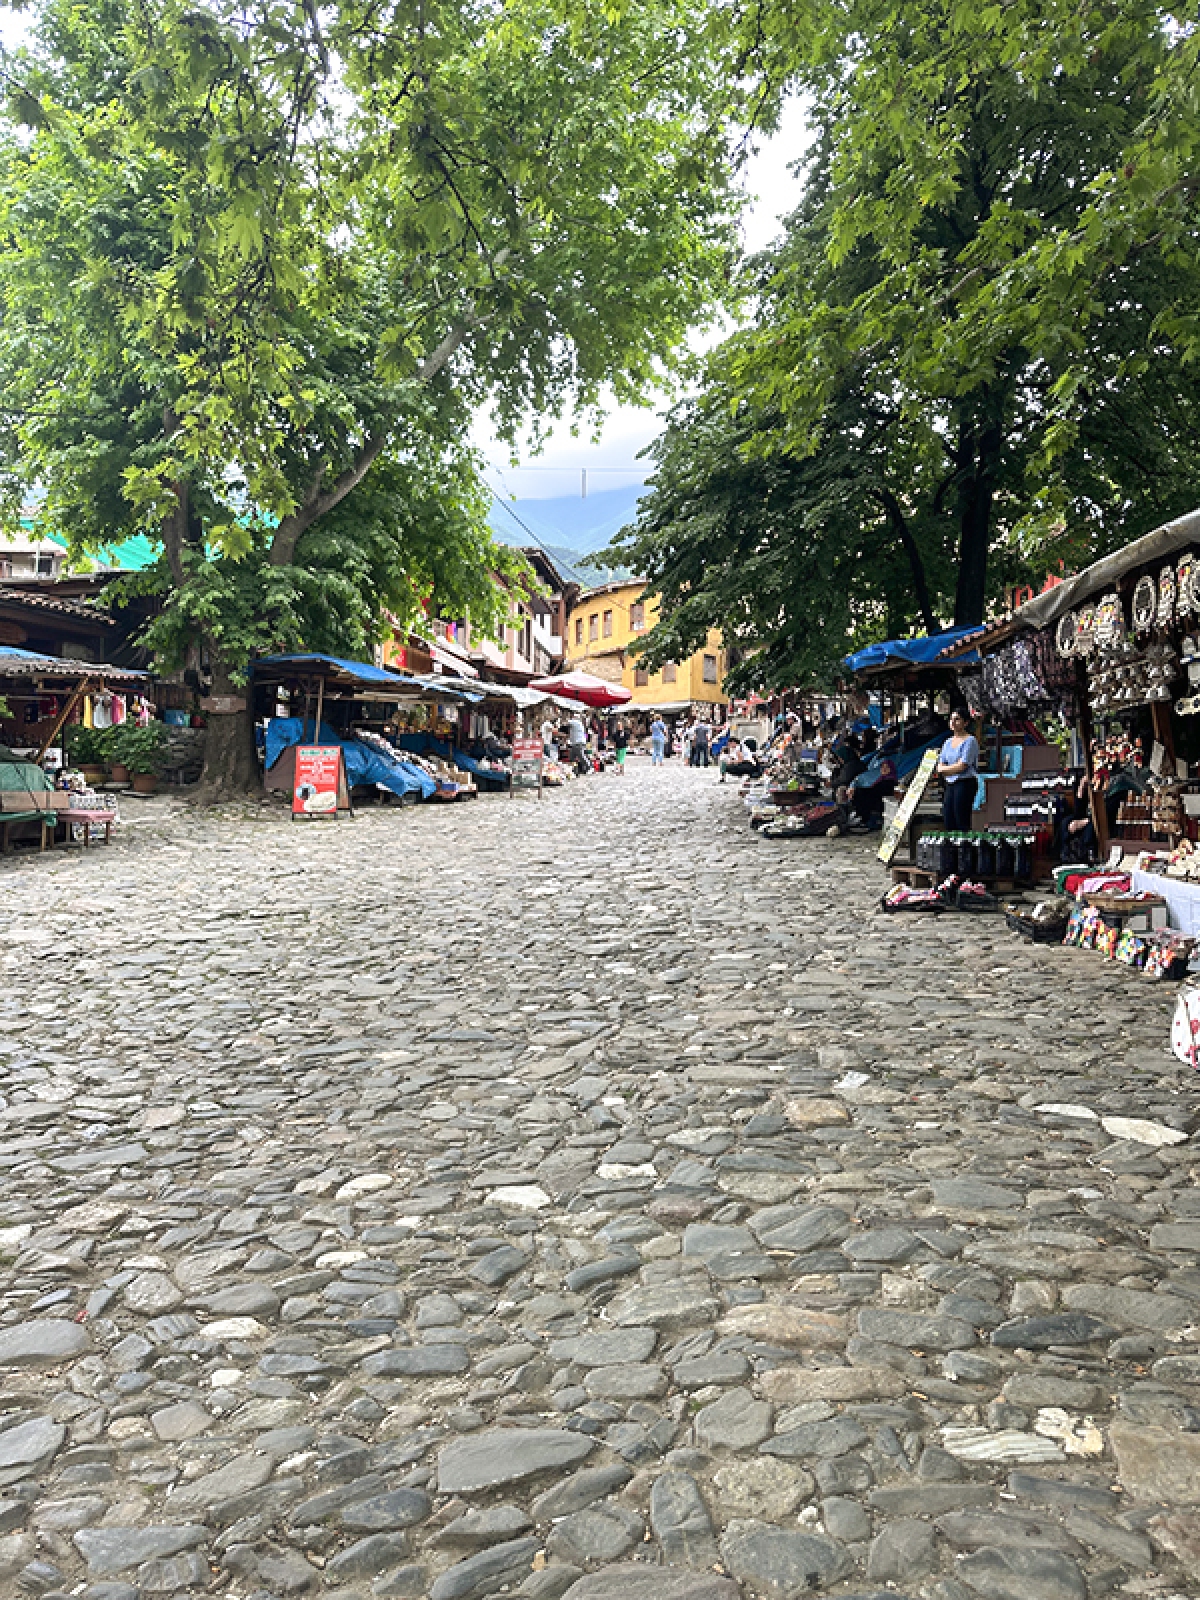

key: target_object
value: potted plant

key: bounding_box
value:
[66,724,114,784]
[112,721,166,793]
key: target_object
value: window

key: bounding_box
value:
[634,666,649,687]
[575,617,583,645]
[630,602,645,631]
[702,653,718,684]
[603,609,613,638]
[662,661,677,684]
[589,613,599,642]
[36,554,55,576]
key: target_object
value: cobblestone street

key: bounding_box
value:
[3,761,1200,1600]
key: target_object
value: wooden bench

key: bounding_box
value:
[0,810,54,853]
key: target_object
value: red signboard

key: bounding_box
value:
[512,737,543,760]
[293,746,342,817]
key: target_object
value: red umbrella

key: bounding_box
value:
[528,669,633,708]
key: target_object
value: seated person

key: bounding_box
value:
[1057,770,1097,864]
[720,738,763,782]
[831,735,867,796]
[849,757,898,829]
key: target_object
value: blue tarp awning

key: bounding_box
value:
[253,653,406,687]
[843,628,979,674]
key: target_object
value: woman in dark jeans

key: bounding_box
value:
[938,709,979,830]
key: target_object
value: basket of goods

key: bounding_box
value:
[957,881,999,912]
[882,882,947,913]
[1005,896,1071,944]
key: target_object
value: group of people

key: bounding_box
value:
[541,712,630,775]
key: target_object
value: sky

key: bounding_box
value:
[475,97,813,503]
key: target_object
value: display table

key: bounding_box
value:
[1131,868,1200,936]
[56,808,117,847]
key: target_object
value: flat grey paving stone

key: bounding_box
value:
[867,1518,936,1581]
[720,1521,853,1596]
[693,1388,773,1451]
[650,1471,719,1565]
[428,1536,541,1600]
[0,1321,91,1367]
[438,1429,595,1493]
[0,1418,64,1471]
[560,1567,743,1600]
[546,1503,644,1564]
[74,1526,208,1576]
[956,1545,1086,1600]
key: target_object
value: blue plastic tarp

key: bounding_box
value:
[850,734,943,790]
[264,718,436,799]
[843,628,979,673]
[255,653,406,687]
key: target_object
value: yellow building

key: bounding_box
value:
[566,579,728,714]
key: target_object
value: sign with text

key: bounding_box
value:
[511,735,544,796]
[293,745,345,818]
[878,747,940,865]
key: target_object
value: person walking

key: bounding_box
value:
[567,711,587,774]
[692,720,711,768]
[937,708,979,831]
[679,720,693,765]
[650,716,667,766]
[613,720,629,774]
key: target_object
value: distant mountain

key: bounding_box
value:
[486,480,649,563]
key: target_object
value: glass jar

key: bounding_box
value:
[995,836,1015,878]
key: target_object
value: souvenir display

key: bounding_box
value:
[1095,591,1123,644]
[1159,564,1178,629]
[1055,612,1077,657]
[1188,558,1200,615]
[1132,573,1158,633]
[1076,603,1098,655]
[1178,552,1196,616]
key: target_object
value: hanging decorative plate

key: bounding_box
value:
[1055,612,1076,657]
[1188,554,1200,615]
[1094,591,1123,644]
[1132,574,1158,633]
[1158,564,1177,628]
[1076,603,1097,654]
[1178,553,1195,615]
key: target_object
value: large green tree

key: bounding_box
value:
[620,0,1200,685]
[0,0,745,790]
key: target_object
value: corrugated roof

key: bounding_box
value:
[0,647,146,683]
[0,586,114,623]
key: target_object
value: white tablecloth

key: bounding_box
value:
[1131,868,1200,936]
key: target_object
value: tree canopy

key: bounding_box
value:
[618,0,1200,687]
[0,0,748,785]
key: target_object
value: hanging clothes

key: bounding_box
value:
[111,695,127,726]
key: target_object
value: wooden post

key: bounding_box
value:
[1077,690,1108,857]
[36,678,92,763]
[1151,698,1175,770]
[313,675,325,743]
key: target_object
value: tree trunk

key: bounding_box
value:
[194,649,259,801]
[878,488,936,634]
[952,418,1001,626]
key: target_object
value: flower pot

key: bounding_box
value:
[130,773,159,794]
[80,764,106,784]
[109,763,129,784]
